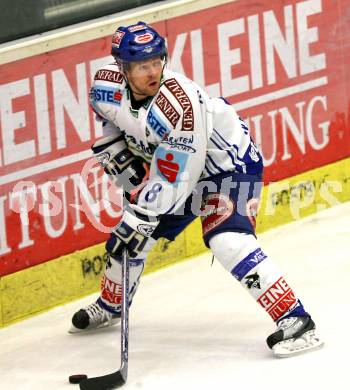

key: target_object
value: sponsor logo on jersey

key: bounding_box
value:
[112,30,125,48]
[147,109,169,138]
[201,193,235,236]
[94,69,124,84]
[164,78,194,131]
[161,134,196,153]
[113,91,123,101]
[244,272,261,289]
[135,32,154,43]
[91,86,122,106]
[155,148,189,185]
[257,277,297,321]
[155,91,180,127]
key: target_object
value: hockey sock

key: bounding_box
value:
[99,238,156,314]
[100,256,144,314]
[209,232,308,322]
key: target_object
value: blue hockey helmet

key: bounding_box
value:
[111,21,167,68]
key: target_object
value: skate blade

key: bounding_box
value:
[68,318,120,334]
[273,330,324,358]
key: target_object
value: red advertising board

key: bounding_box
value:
[0,0,349,276]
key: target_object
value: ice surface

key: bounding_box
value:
[1,202,349,390]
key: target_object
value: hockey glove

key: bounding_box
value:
[92,134,148,198]
[106,204,159,258]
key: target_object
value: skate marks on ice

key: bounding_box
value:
[0,202,349,389]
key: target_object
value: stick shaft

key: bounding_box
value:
[79,251,130,389]
[120,249,129,380]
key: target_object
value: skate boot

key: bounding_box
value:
[266,316,324,357]
[69,300,120,333]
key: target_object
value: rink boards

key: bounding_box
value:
[1,156,349,327]
[0,0,349,326]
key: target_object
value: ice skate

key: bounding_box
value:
[266,316,324,357]
[69,301,120,333]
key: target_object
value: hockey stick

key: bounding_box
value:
[79,249,130,390]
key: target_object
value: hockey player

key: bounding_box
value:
[70,21,323,357]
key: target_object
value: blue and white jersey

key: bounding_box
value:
[90,64,263,215]
[206,98,263,177]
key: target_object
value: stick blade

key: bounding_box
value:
[79,370,126,390]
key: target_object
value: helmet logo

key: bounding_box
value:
[128,24,147,33]
[135,32,154,44]
[112,30,125,48]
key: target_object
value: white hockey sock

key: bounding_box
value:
[209,232,301,322]
[100,238,156,313]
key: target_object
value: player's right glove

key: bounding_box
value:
[92,134,148,200]
[106,204,159,258]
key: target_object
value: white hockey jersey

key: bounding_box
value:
[90,64,263,215]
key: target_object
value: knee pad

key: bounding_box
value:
[209,231,260,272]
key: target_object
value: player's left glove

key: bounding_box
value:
[106,204,159,258]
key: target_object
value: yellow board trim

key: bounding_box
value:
[1,157,349,327]
[257,158,350,233]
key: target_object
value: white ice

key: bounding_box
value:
[1,202,349,390]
